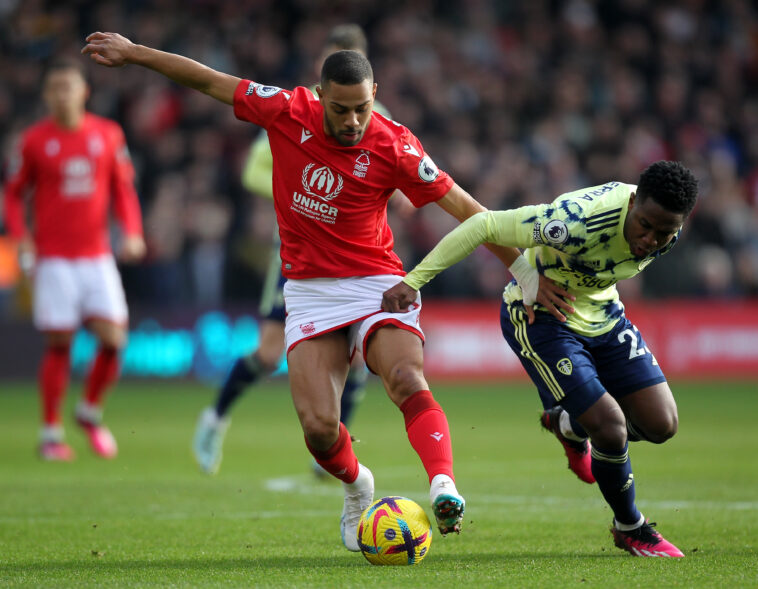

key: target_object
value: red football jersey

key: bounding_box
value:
[3,113,143,258]
[233,81,454,279]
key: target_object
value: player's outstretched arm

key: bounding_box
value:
[434,184,574,323]
[81,32,240,105]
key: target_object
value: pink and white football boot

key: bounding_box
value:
[76,402,118,459]
[611,520,685,557]
[39,441,75,461]
[39,425,75,461]
[77,420,118,458]
[540,407,595,484]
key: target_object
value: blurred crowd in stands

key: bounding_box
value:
[2,0,758,312]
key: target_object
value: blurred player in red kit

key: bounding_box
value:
[3,59,146,461]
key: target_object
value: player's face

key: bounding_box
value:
[623,193,685,258]
[43,69,88,122]
[318,79,376,147]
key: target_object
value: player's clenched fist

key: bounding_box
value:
[81,32,136,67]
[382,281,418,313]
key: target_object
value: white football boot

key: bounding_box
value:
[192,407,230,475]
[430,474,465,534]
[340,464,374,551]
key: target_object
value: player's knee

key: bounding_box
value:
[645,412,678,444]
[584,413,627,450]
[302,414,340,451]
[100,331,126,349]
[45,331,73,348]
[254,350,281,374]
[382,360,426,406]
[591,423,627,450]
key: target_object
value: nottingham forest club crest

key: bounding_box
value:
[301,163,344,201]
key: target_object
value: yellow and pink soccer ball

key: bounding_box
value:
[357,496,432,565]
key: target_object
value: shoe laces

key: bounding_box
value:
[624,521,662,545]
[436,480,454,493]
[204,428,224,453]
[343,494,364,519]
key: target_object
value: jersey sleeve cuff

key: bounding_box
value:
[402,272,426,291]
[232,79,253,121]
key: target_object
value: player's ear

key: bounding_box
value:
[315,85,324,100]
[628,191,636,211]
[372,82,377,99]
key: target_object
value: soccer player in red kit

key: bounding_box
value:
[3,59,146,461]
[82,32,570,550]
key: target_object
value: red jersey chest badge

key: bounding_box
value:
[301,163,344,202]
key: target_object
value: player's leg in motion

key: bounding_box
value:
[501,303,594,482]
[589,319,682,556]
[193,318,286,474]
[340,361,368,428]
[611,382,681,555]
[288,330,374,552]
[366,326,464,536]
[617,383,678,445]
[573,389,683,557]
[501,303,682,556]
[540,404,595,483]
[75,319,125,459]
[311,359,369,478]
[194,254,289,474]
[38,332,75,461]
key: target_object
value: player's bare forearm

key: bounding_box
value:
[382,281,417,313]
[134,46,240,104]
[82,32,239,105]
[435,182,485,222]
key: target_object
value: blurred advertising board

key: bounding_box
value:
[420,300,758,380]
[0,301,756,381]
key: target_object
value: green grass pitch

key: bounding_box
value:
[0,379,756,587]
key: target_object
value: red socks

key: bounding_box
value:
[305,391,454,486]
[40,345,71,425]
[400,390,455,483]
[84,346,120,405]
[306,422,360,483]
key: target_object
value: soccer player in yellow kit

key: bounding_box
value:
[383,161,698,557]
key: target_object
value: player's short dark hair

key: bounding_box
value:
[44,57,88,81]
[320,50,373,87]
[326,24,369,55]
[636,160,698,216]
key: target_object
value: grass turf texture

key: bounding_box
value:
[0,379,756,587]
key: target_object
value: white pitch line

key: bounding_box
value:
[1,478,755,525]
[0,511,338,525]
[263,475,758,512]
